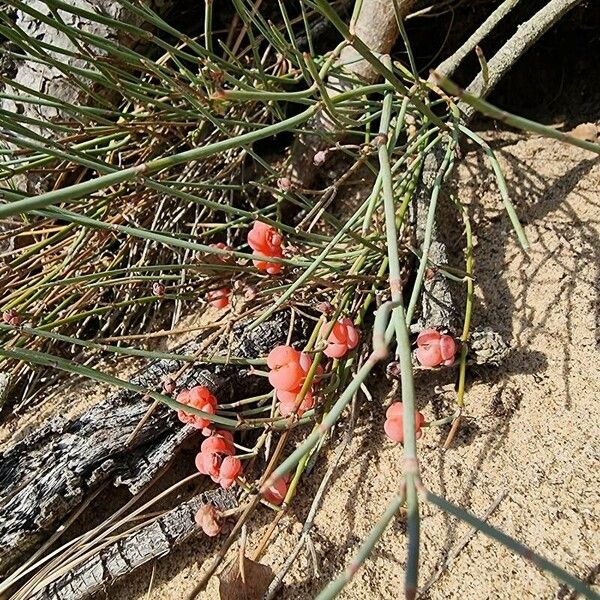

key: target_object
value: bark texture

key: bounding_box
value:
[289,0,417,188]
[0,310,309,575]
[0,0,169,192]
[1,0,165,127]
[29,489,237,600]
[410,147,461,334]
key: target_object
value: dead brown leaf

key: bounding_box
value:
[215,556,274,600]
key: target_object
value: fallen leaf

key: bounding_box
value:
[216,556,274,600]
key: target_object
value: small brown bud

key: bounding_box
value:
[244,285,258,301]
[152,281,166,297]
[3,309,22,326]
[195,503,222,537]
[163,378,176,395]
[425,267,436,280]
[373,133,387,147]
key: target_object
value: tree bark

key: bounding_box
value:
[0,310,309,576]
[27,489,237,600]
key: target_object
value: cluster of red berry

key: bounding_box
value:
[175,221,464,537]
[195,429,242,489]
[267,345,320,416]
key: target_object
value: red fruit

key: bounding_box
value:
[247,221,282,255]
[277,388,314,416]
[207,287,230,309]
[195,503,222,537]
[195,450,222,478]
[201,431,235,456]
[247,221,283,275]
[252,253,282,275]
[415,329,457,368]
[176,386,218,433]
[263,476,289,505]
[384,402,425,444]
[218,456,242,489]
[267,345,305,391]
[322,318,360,359]
[196,431,236,480]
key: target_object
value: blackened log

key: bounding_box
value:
[0,310,309,575]
[30,488,237,600]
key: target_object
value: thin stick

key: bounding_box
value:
[316,488,406,599]
[419,490,507,595]
[431,0,521,80]
[265,438,348,599]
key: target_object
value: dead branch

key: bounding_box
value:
[0,310,309,576]
[431,0,522,81]
[410,147,461,334]
[459,0,584,119]
[27,489,237,600]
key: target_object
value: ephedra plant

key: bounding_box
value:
[0,0,599,598]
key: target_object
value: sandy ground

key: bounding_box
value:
[3,130,599,599]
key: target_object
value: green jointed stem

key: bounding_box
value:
[1,325,266,366]
[434,73,600,156]
[316,491,406,600]
[395,300,420,598]
[453,195,474,407]
[0,346,238,428]
[0,107,316,217]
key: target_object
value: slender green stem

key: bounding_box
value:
[0,346,238,427]
[316,490,406,599]
[405,141,454,325]
[204,0,213,53]
[452,195,474,407]
[396,300,420,599]
[433,73,600,155]
[424,490,600,600]
[458,124,528,250]
[1,325,266,366]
